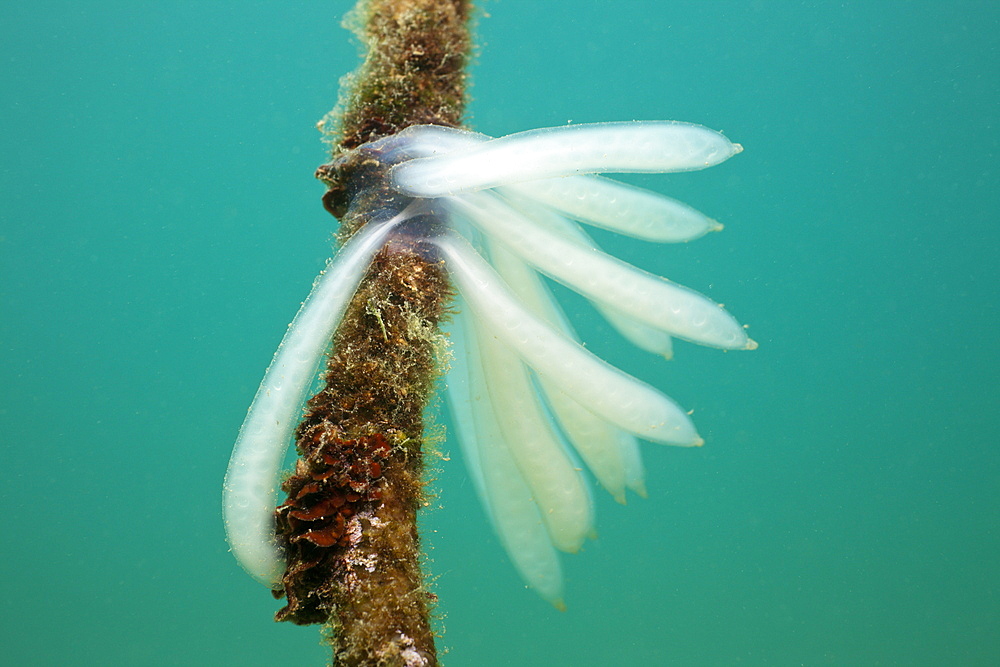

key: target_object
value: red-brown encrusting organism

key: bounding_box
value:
[275,433,392,623]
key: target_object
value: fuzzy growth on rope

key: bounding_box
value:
[272,1,470,665]
[322,0,471,151]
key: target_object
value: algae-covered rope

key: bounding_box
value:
[273,1,470,665]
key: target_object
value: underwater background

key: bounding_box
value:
[2,1,998,665]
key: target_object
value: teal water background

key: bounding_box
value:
[2,1,998,665]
